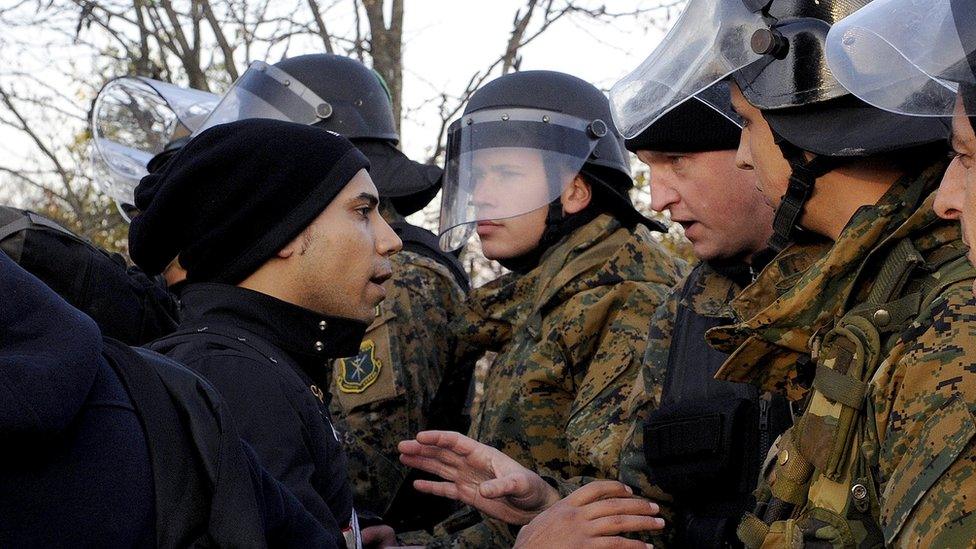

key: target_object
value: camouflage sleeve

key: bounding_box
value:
[540,284,680,499]
[537,289,678,548]
[396,506,517,548]
[617,286,679,499]
[404,278,676,548]
[558,275,673,482]
[872,282,976,546]
[331,254,468,518]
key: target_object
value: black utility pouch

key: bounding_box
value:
[643,395,759,497]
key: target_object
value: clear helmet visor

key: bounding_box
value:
[693,80,745,128]
[193,61,334,134]
[825,0,976,117]
[609,0,765,138]
[90,77,219,207]
[437,108,602,251]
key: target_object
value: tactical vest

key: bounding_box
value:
[737,238,975,548]
[644,263,793,548]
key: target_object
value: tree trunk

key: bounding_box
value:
[362,0,403,133]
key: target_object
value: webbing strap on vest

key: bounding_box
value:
[812,362,867,410]
[0,210,73,242]
[738,512,772,548]
[742,236,976,548]
[864,238,924,305]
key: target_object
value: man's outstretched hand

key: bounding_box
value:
[398,430,561,525]
[514,480,664,549]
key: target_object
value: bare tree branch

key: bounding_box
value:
[305,0,335,53]
[200,0,239,79]
[0,86,72,185]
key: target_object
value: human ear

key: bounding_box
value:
[277,228,310,259]
[562,175,593,214]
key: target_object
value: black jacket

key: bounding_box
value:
[0,253,330,548]
[150,283,368,547]
[0,206,180,345]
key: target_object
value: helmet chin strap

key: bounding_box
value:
[767,131,843,252]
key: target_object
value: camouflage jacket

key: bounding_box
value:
[707,164,976,547]
[413,214,687,547]
[327,249,469,523]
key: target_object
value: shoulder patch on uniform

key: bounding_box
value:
[336,339,382,393]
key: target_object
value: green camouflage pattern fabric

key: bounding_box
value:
[327,249,469,518]
[707,163,976,547]
[614,245,827,547]
[407,214,687,548]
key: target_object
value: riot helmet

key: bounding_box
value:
[612,0,951,250]
[192,54,440,213]
[90,77,218,217]
[271,54,398,142]
[825,0,976,123]
[438,70,665,257]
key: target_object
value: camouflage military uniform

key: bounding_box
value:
[328,248,469,522]
[705,164,976,547]
[404,214,687,547]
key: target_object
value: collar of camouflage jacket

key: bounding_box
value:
[706,161,956,397]
[461,214,667,347]
[682,261,754,319]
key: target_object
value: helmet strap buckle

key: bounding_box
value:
[768,138,842,251]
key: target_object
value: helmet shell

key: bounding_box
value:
[272,54,398,143]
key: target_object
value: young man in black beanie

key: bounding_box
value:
[129,118,402,548]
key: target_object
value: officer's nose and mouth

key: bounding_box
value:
[936,97,976,254]
[471,180,506,238]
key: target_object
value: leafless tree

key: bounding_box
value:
[0,0,685,263]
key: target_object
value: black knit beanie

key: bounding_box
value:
[129,118,369,284]
[624,96,741,153]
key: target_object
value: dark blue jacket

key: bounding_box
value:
[0,251,154,547]
[0,253,333,548]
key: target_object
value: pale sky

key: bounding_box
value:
[395,1,675,159]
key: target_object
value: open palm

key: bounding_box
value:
[398,430,560,525]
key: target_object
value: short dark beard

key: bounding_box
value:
[299,226,315,256]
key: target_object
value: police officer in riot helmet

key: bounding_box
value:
[398,70,684,548]
[618,81,800,549]
[608,0,975,545]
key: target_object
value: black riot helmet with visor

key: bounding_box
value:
[271,54,399,142]
[824,0,976,125]
[193,60,334,133]
[437,70,665,256]
[611,0,951,251]
[192,56,441,213]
